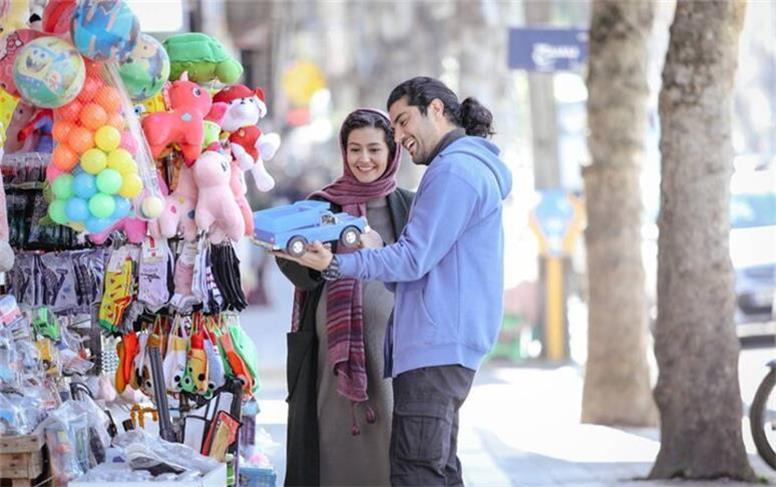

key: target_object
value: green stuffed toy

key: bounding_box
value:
[163,33,243,85]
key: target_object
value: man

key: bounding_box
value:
[277,76,512,485]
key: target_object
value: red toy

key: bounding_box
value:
[141,72,226,165]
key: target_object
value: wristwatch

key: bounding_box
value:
[321,255,342,281]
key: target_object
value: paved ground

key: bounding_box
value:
[242,261,776,486]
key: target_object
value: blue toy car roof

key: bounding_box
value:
[253,200,331,233]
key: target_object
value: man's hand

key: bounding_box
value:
[272,241,333,271]
[359,228,383,249]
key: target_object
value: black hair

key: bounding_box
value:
[340,109,398,162]
[387,76,495,138]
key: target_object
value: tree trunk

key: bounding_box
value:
[650,0,753,480]
[581,0,658,427]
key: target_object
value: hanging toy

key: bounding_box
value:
[12,36,85,108]
[117,33,170,102]
[70,0,139,62]
[163,33,242,85]
[192,149,245,243]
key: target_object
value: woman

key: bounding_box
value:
[278,109,413,486]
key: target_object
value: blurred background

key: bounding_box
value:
[122,0,774,482]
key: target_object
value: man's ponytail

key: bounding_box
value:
[458,97,494,138]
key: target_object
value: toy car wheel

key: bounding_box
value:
[340,226,361,248]
[287,236,308,257]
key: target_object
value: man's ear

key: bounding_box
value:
[429,98,445,120]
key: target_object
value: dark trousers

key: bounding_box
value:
[390,365,476,486]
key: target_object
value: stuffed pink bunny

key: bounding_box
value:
[229,158,253,236]
[150,165,199,241]
[0,144,13,272]
[192,150,244,244]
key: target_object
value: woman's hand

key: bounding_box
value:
[272,241,334,271]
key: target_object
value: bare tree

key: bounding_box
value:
[581,0,658,427]
[650,0,754,480]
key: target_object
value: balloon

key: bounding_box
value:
[118,33,170,101]
[112,195,131,219]
[118,173,143,198]
[52,174,74,199]
[57,99,83,121]
[72,173,97,199]
[66,126,94,154]
[80,148,107,174]
[70,0,140,62]
[94,86,121,113]
[107,148,136,173]
[48,199,69,225]
[12,37,85,108]
[94,125,121,151]
[65,197,90,221]
[79,103,108,131]
[88,193,115,218]
[52,144,78,171]
[86,216,112,233]
[96,168,122,194]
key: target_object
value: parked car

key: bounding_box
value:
[252,200,367,257]
[730,169,776,338]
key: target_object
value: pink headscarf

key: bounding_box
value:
[310,108,401,218]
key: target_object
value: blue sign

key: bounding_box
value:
[532,189,579,256]
[508,27,588,72]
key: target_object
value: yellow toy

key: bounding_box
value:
[130,405,159,428]
[0,0,30,38]
[0,88,19,135]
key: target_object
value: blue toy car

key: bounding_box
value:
[252,201,367,257]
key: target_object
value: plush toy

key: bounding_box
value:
[140,72,226,165]
[3,100,38,153]
[0,123,14,273]
[192,149,244,243]
[214,84,280,192]
[0,28,44,96]
[163,33,242,85]
[0,0,30,38]
[150,164,198,241]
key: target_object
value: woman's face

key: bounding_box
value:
[346,127,390,184]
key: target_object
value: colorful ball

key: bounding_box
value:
[66,126,94,154]
[72,173,97,199]
[107,112,125,130]
[94,85,122,113]
[52,120,74,143]
[118,33,170,101]
[141,195,164,219]
[65,197,90,221]
[80,148,107,174]
[119,132,137,154]
[95,125,121,151]
[52,144,78,171]
[48,199,69,225]
[88,192,115,218]
[12,37,85,108]
[96,168,122,194]
[107,148,136,173]
[118,172,142,198]
[56,99,82,121]
[77,76,102,103]
[52,174,74,199]
[112,195,131,219]
[70,0,140,62]
[79,103,108,131]
[85,216,112,233]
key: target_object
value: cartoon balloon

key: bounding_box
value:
[12,37,85,108]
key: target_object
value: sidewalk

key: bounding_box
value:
[245,262,776,486]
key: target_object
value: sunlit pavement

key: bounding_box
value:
[246,262,776,485]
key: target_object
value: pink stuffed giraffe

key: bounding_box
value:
[141,72,227,165]
[192,150,244,244]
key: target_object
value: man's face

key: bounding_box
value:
[389,97,441,164]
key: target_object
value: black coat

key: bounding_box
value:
[278,188,414,486]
